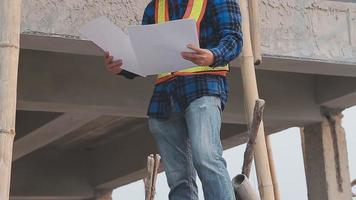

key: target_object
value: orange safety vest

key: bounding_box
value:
[155,0,229,84]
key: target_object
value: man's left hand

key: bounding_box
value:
[181,44,214,66]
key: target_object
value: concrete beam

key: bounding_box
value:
[15,111,63,140]
[17,49,153,117]
[301,109,353,200]
[89,122,156,189]
[20,34,356,77]
[93,121,291,190]
[13,113,100,161]
[250,55,356,77]
[20,34,102,57]
[17,100,149,119]
[91,122,247,189]
[316,75,356,108]
[11,196,88,200]
[52,116,130,149]
[11,148,93,199]
[18,49,323,127]
[10,117,278,198]
[93,190,113,200]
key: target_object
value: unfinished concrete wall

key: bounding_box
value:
[260,0,356,62]
[20,0,356,62]
[21,0,149,36]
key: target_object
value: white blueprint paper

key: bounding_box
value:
[128,19,199,75]
[79,16,141,76]
[79,17,199,76]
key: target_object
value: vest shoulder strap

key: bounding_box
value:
[155,0,207,29]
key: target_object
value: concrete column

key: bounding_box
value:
[93,189,113,200]
[301,108,352,200]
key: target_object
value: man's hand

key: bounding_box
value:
[104,52,123,74]
[181,44,215,66]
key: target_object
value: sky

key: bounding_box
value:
[113,106,356,200]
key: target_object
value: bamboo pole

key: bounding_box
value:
[248,0,279,197]
[145,155,155,200]
[265,136,281,200]
[248,0,262,65]
[239,0,275,199]
[233,99,265,200]
[242,99,265,178]
[0,0,22,199]
[149,154,161,200]
[144,154,161,200]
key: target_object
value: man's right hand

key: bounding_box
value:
[104,52,123,74]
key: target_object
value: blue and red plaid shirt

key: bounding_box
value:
[120,0,243,119]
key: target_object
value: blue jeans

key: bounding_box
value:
[148,96,235,200]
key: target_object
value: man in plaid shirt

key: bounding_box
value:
[105,0,242,199]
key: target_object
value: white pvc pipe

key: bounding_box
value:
[233,174,260,200]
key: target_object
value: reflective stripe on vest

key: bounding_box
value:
[155,0,229,84]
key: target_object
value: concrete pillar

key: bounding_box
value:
[301,108,352,200]
[93,189,113,200]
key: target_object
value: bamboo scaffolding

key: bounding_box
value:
[145,155,155,200]
[242,99,265,178]
[239,0,275,199]
[265,136,281,200]
[0,0,22,199]
[249,0,279,196]
[144,154,161,200]
[248,0,262,65]
[233,99,265,200]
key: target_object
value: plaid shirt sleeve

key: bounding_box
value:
[142,1,155,25]
[208,0,243,67]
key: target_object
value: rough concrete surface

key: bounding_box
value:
[21,0,149,35]
[302,111,352,200]
[260,0,356,62]
[21,0,356,62]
